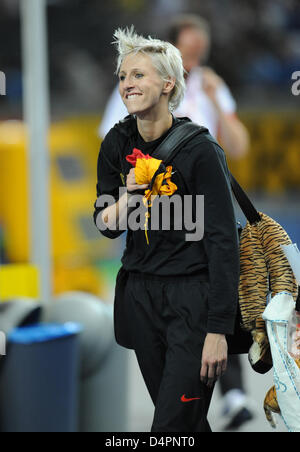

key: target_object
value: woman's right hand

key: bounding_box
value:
[126,168,149,193]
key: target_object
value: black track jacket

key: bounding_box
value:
[94,115,240,335]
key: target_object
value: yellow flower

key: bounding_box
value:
[135,157,162,186]
[126,148,178,244]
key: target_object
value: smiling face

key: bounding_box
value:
[118,52,174,118]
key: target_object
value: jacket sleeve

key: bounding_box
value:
[93,131,126,239]
[190,139,240,335]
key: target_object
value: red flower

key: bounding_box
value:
[126,148,152,167]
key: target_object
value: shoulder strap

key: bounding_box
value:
[152,121,261,225]
[229,173,261,224]
[151,120,207,163]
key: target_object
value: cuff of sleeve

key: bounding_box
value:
[207,314,236,336]
[93,211,124,239]
[98,228,124,239]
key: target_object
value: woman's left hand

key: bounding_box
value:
[200,333,228,388]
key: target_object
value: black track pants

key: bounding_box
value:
[124,272,214,432]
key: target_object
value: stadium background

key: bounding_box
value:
[0,0,299,432]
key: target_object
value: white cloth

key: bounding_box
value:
[263,292,300,432]
[99,86,128,139]
[98,67,236,139]
[175,67,236,138]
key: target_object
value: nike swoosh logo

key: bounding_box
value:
[181,394,201,403]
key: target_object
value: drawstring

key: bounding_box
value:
[144,211,151,245]
[118,139,131,187]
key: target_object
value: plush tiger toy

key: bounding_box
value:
[238,212,298,373]
[238,212,299,426]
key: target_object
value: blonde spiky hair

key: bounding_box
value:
[112,26,186,112]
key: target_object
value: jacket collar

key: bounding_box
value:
[113,114,192,139]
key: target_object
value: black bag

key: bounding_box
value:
[114,265,133,349]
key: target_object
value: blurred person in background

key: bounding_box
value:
[99,14,252,430]
[167,14,249,159]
